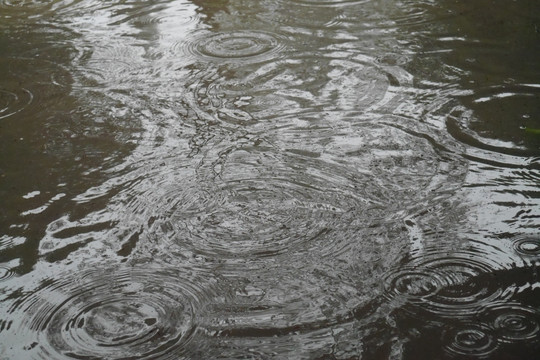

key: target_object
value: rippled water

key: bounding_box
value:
[0,0,539,359]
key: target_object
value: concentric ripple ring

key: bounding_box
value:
[384,255,508,318]
[480,302,540,343]
[513,236,540,257]
[192,31,284,62]
[443,325,498,358]
[5,264,221,359]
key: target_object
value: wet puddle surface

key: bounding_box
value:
[0,0,539,359]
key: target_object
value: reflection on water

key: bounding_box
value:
[0,0,539,358]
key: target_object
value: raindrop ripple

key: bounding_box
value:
[481,302,540,344]
[513,236,540,257]
[189,30,285,63]
[6,264,221,359]
[0,88,33,120]
[384,255,509,318]
[443,325,498,358]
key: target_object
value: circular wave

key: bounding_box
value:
[481,302,540,343]
[288,0,369,7]
[202,267,371,338]
[189,31,285,63]
[120,112,466,262]
[443,325,498,358]
[512,236,540,257]
[0,57,71,120]
[6,264,221,359]
[159,146,379,260]
[0,265,15,282]
[384,255,508,318]
[0,88,32,120]
[385,271,439,299]
[184,52,408,128]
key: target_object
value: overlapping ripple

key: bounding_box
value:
[111,106,467,263]
[153,145,378,260]
[384,254,510,318]
[3,263,223,359]
[260,113,467,205]
[480,302,540,344]
[202,266,371,339]
[0,0,65,12]
[265,0,463,35]
[185,52,410,128]
[3,0,537,358]
[443,325,498,358]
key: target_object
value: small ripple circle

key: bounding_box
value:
[0,88,32,120]
[513,236,540,257]
[192,31,283,62]
[0,265,15,281]
[385,271,441,299]
[443,325,498,358]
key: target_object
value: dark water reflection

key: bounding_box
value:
[1,0,539,358]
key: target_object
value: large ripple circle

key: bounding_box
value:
[9,264,219,359]
[150,145,381,260]
[184,53,406,127]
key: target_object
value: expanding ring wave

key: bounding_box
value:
[384,255,509,318]
[513,236,540,257]
[188,31,285,63]
[443,325,498,358]
[4,264,222,359]
[167,148,377,259]
[480,302,540,343]
[0,88,32,120]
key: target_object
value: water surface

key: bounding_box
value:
[1,0,539,359]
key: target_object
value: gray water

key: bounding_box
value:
[0,0,539,359]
